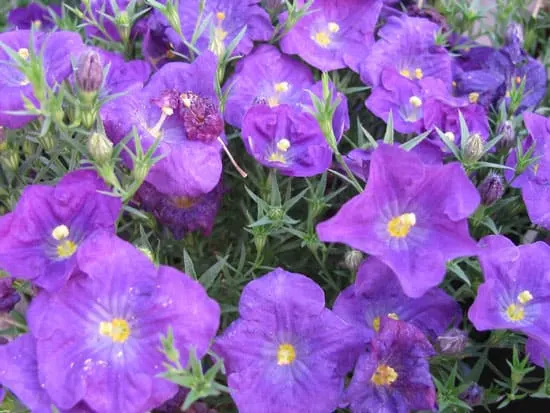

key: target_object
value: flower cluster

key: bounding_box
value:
[1,0,550,412]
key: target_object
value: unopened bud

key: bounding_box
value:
[0,127,6,152]
[22,140,36,156]
[459,383,484,406]
[76,51,103,94]
[478,173,504,206]
[437,327,468,354]
[463,133,484,162]
[0,278,20,313]
[1,148,19,171]
[497,120,515,151]
[505,22,524,46]
[344,250,363,272]
[87,132,113,164]
[38,134,55,152]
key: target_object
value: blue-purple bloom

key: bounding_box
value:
[224,44,314,128]
[0,278,20,313]
[7,2,60,30]
[526,337,550,368]
[94,48,151,95]
[333,257,461,344]
[280,0,383,72]
[83,0,146,43]
[27,231,220,413]
[214,268,361,413]
[0,170,121,292]
[0,30,85,129]
[317,144,479,297]
[344,318,437,413]
[102,52,223,198]
[469,235,550,344]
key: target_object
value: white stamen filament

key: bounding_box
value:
[217,136,247,178]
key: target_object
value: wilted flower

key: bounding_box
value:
[179,92,224,143]
[478,173,504,206]
[0,278,20,313]
[344,318,437,413]
[0,170,121,292]
[28,232,220,413]
[280,0,382,72]
[437,327,469,354]
[76,50,104,93]
[469,235,550,344]
[214,268,361,413]
[317,144,479,297]
[334,257,461,344]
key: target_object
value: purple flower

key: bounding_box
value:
[241,104,333,177]
[136,180,224,239]
[27,231,220,413]
[142,12,179,70]
[469,235,550,344]
[280,0,382,72]
[0,30,85,129]
[344,318,436,413]
[94,48,151,95]
[317,144,479,297]
[224,44,314,128]
[359,15,452,86]
[0,278,20,313]
[101,52,223,198]
[0,334,92,412]
[526,337,550,368]
[83,0,146,43]
[158,0,273,59]
[0,170,121,292]
[334,257,461,344]
[7,2,61,30]
[506,113,550,229]
[214,268,361,413]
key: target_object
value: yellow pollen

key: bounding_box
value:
[387,213,416,238]
[180,93,192,108]
[444,131,456,142]
[373,316,381,332]
[534,163,540,175]
[32,20,42,28]
[268,152,286,164]
[387,312,399,320]
[515,76,522,85]
[506,303,525,322]
[371,364,398,386]
[276,138,291,152]
[216,11,226,21]
[505,90,511,98]
[277,343,296,365]
[99,318,131,343]
[414,68,424,79]
[409,96,422,108]
[468,92,480,104]
[274,81,290,93]
[17,48,30,60]
[172,196,197,209]
[267,96,279,108]
[399,68,411,79]
[56,240,77,258]
[517,290,533,304]
[328,22,340,33]
[162,106,174,116]
[52,225,70,240]
[314,31,331,47]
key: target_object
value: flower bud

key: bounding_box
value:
[463,133,484,162]
[22,139,36,156]
[1,148,19,171]
[87,132,113,164]
[478,173,504,206]
[0,278,20,313]
[459,383,484,406]
[38,133,55,152]
[0,127,7,152]
[344,250,363,272]
[76,50,103,94]
[437,328,468,354]
[505,22,524,46]
[496,120,515,151]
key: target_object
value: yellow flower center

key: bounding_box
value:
[216,11,226,21]
[399,68,411,79]
[387,213,416,238]
[276,138,291,152]
[373,313,399,332]
[468,92,480,104]
[274,81,289,93]
[52,224,70,241]
[314,31,331,47]
[17,48,30,60]
[409,96,423,108]
[517,290,533,304]
[506,303,525,322]
[267,96,279,107]
[99,318,131,343]
[172,196,197,209]
[371,364,398,386]
[327,22,340,33]
[268,152,286,164]
[414,67,424,80]
[57,240,77,258]
[277,343,296,365]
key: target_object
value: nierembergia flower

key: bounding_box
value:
[0,334,92,412]
[136,181,224,239]
[0,170,121,292]
[317,144,479,298]
[27,232,221,413]
[0,30,84,129]
[158,0,272,58]
[214,268,361,413]
[506,113,550,228]
[359,15,452,86]
[469,235,550,344]
[0,278,20,313]
[83,0,146,43]
[102,52,223,198]
[333,257,461,343]
[344,318,436,413]
[241,104,334,177]
[224,44,314,128]
[280,0,383,72]
[526,337,550,368]
[93,48,151,95]
[7,2,61,30]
